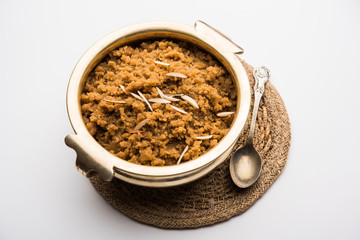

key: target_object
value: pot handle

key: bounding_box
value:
[65,134,114,181]
[194,20,244,55]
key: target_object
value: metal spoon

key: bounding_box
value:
[230,66,270,188]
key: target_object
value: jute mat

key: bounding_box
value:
[89,60,291,229]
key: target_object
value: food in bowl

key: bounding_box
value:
[80,39,237,166]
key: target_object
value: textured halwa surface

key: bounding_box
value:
[81,40,237,166]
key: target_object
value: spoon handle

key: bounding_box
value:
[247,66,271,144]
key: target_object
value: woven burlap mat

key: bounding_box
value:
[89,60,291,229]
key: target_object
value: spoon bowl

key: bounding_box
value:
[229,144,262,188]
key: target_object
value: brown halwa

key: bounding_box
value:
[81,40,237,166]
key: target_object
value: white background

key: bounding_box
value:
[1,0,359,239]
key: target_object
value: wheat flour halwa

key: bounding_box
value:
[81,40,237,166]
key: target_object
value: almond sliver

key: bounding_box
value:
[170,105,188,114]
[163,95,180,102]
[166,72,187,78]
[138,91,153,112]
[134,119,149,131]
[148,98,171,104]
[181,95,199,109]
[195,135,213,140]
[156,87,180,102]
[119,85,127,94]
[217,112,235,117]
[154,60,170,66]
[103,99,126,104]
[177,145,189,164]
[130,92,144,101]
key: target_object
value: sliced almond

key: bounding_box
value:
[181,95,199,109]
[119,85,127,94]
[217,112,235,117]
[148,98,171,104]
[195,135,213,140]
[166,72,187,78]
[134,119,149,131]
[163,95,180,102]
[154,60,170,66]
[138,91,153,112]
[156,87,180,102]
[130,92,144,101]
[177,145,189,165]
[103,99,126,104]
[170,105,188,114]
[156,87,164,98]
